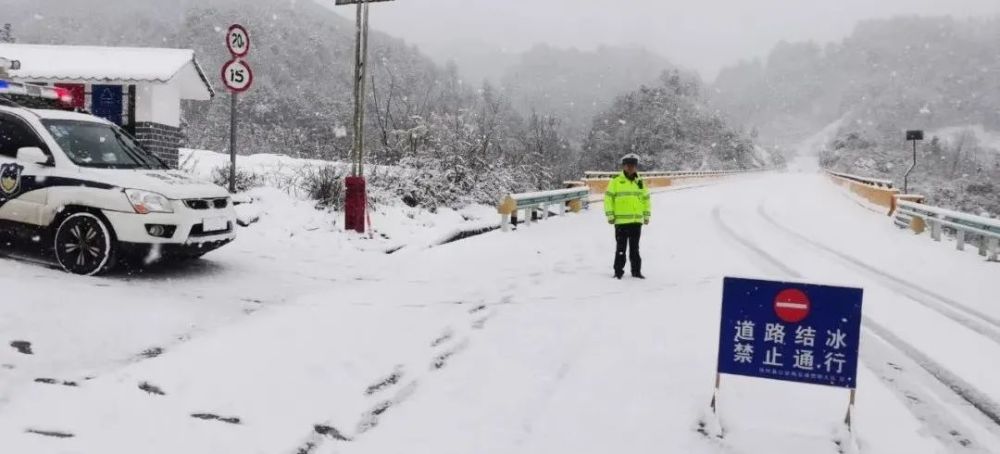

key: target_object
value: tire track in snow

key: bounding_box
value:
[756,204,1000,347]
[0,302,265,415]
[754,203,1000,430]
[289,298,502,454]
[713,204,1000,452]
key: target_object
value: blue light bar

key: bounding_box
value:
[0,80,9,89]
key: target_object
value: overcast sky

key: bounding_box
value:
[327,0,1000,80]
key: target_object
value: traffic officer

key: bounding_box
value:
[604,153,650,279]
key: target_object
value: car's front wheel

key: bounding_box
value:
[53,212,116,276]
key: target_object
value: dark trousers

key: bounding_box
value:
[614,223,642,276]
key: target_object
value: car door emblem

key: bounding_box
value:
[0,163,23,196]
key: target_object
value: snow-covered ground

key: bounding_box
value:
[182,147,507,250]
[0,158,996,453]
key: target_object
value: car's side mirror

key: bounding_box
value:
[17,147,50,166]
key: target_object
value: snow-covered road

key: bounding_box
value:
[0,165,996,453]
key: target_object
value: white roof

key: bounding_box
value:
[0,43,214,101]
[0,105,112,123]
[29,108,113,123]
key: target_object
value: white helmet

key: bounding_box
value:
[621,153,640,166]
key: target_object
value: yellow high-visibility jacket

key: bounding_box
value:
[604,172,651,225]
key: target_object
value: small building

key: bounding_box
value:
[0,43,214,167]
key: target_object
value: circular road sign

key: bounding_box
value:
[226,24,251,58]
[221,58,253,93]
[774,288,811,323]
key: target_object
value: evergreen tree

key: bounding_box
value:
[0,24,14,43]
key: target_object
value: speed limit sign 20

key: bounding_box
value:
[221,59,253,92]
[227,24,250,57]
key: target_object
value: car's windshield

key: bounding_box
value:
[41,119,166,169]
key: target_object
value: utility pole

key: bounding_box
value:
[336,0,394,233]
[351,1,364,176]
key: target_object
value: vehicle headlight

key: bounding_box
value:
[124,189,173,214]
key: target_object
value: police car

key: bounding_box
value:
[0,80,236,275]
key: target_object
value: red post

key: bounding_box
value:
[344,176,366,233]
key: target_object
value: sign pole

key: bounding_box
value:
[903,130,923,194]
[229,91,237,193]
[221,24,252,194]
[709,372,721,413]
[844,388,856,430]
[906,139,916,193]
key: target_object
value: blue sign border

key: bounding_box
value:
[718,277,864,389]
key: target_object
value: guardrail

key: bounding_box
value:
[825,170,895,189]
[583,170,746,179]
[583,168,773,194]
[895,200,1000,261]
[497,187,590,232]
[824,169,997,261]
[824,170,916,215]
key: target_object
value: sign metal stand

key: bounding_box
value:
[710,277,864,437]
[221,24,253,193]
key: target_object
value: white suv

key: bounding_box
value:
[0,101,236,275]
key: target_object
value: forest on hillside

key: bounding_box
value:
[1,0,772,209]
[713,16,1000,215]
[499,44,676,141]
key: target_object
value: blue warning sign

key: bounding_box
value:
[717,277,864,389]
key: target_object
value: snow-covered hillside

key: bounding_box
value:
[929,125,1000,156]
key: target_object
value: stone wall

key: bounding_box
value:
[135,121,183,168]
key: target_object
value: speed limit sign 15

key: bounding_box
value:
[221,59,253,92]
